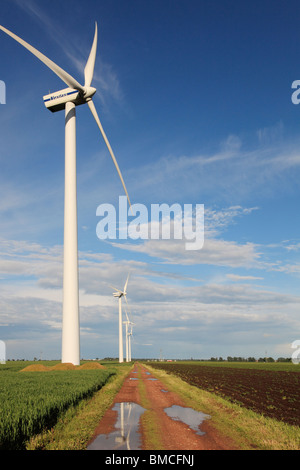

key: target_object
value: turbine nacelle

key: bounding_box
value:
[113,291,125,298]
[43,86,97,113]
[110,273,130,299]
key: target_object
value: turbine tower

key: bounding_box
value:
[123,309,134,362]
[128,321,134,362]
[111,273,130,363]
[0,23,131,366]
[123,314,129,363]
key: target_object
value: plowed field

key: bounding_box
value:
[149,363,300,427]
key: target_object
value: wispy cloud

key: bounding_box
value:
[105,205,260,267]
[256,120,284,146]
[127,133,300,204]
[204,206,259,235]
[111,238,259,267]
[226,274,264,281]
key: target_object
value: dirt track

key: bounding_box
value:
[87,363,239,450]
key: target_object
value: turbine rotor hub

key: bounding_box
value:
[83,86,96,99]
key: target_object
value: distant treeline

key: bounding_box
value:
[6,356,293,363]
[209,356,292,363]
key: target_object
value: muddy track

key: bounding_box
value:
[87,363,239,450]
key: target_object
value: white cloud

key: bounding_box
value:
[126,135,300,204]
[111,237,259,267]
[285,242,300,252]
[204,206,259,234]
[226,274,264,281]
[0,235,299,359]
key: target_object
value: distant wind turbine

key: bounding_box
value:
[128,323,133,362]
[111,273,130,363]
[0,23,131,366]
[123,295,134,362]
[123,306,134,362]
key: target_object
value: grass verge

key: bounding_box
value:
[144,364,300,450]
[26,363,133,450]
[135,364,164,450]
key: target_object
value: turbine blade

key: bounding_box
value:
[84,22,98,87]
[87,99,132,210]
[124,273,130,292]
[0,25,84,92]
[109,285,122,293]
[124,296,132,321]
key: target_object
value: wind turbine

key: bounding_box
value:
[111,273,130,363]
[123,309,134,362]
[123,297,134,362]
[0,23,131,366]
[128,322,133,362]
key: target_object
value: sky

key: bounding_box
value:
[0,0,300,361]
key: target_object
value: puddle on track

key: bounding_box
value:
[87,402,146,450]
[164,405,211,436]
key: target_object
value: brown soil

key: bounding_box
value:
[77,362,105,370]
[20,362,105,372]
[50,363,76,370]
[152,362,300,427]
[88,363,239,450]
[19,364,49,372]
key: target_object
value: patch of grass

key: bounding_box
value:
[144,364,300,450]
[140,410,164,450]
[136,364,164,450]
[26,363,133,450]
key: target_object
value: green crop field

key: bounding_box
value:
[0,361,115,450]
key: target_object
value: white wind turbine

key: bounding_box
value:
[111,273,130,363]
[128,321,134,362]
[123,297,134,362]
[0,23,131,366]
[123,308,134,362]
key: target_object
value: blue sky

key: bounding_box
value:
[0,0,300,360]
